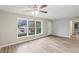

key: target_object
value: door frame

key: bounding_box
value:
[70,20,79,37]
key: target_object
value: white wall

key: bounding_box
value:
[52,19,70,37]
[47,21,52,35]
[0,10,51,47]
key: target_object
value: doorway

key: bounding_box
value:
[70,20,79,40]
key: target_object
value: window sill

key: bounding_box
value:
[17,33,43,39]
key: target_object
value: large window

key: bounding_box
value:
[17,18,43,37]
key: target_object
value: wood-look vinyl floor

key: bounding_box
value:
[0,36,79,53]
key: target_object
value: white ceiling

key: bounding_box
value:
[0,5,79,20]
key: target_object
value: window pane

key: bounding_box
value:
[18,28,27,37]
[36,28,41,34]
[18,20,27,27]
[28,21,35,28]
[36,21,41,28]
[17,20,27,37]
[28,21,35,35]
[28,28,35,35]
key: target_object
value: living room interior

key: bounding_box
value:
[0,5,79,53]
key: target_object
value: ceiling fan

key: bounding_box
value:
[23,5,47,14]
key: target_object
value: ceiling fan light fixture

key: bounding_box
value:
[32,11,39,16]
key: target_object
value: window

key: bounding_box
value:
[17,18,43,37]
[36,21,41,34]
[28,21,35,35]
[17,19,27,37]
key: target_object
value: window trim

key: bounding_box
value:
[17,18,43,38]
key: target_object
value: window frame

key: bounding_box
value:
[17,18,43,38]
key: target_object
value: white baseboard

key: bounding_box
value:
[51,34,69,38]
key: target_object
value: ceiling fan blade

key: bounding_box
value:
[40,10,47,13]
[39,5,47,9]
